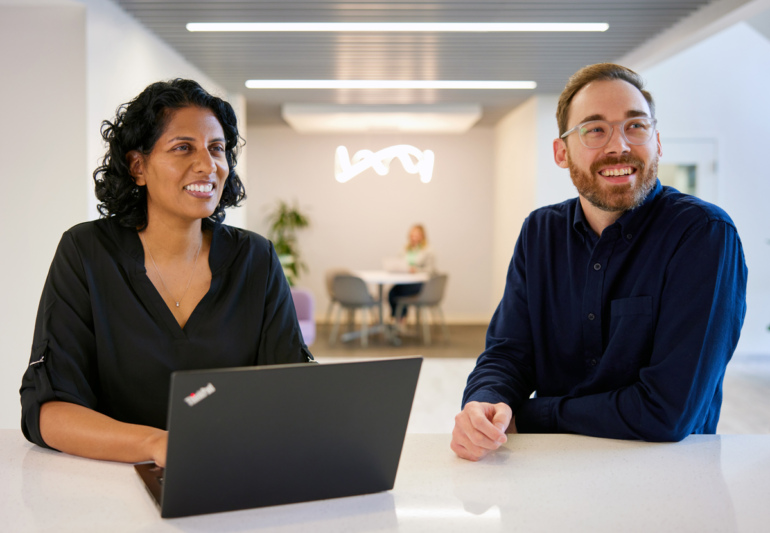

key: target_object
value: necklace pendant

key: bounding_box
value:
[139,231,202,314]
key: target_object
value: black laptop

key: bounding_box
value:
[134,357,422,518]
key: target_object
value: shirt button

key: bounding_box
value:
[593,263,601,271]
[587,313,595,320]
[626,234,633,240]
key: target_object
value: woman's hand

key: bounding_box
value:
[143,429,169,467]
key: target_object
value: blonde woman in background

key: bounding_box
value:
[388,224,435,323]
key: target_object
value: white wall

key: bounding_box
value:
[491,95,575,303]
[641,22,770,356]
[492,98,538,304]
[225,92,248,229]
[534,95,577,209]
[0,4,88,429]
[0,0,235,429]
[246,126,496,323]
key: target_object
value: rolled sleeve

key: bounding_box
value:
[20,231,98,448]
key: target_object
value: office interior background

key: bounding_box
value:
[1,0,769,431]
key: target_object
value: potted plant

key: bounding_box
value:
[266,200,310,286]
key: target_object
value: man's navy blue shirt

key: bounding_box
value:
[463,181,747,441]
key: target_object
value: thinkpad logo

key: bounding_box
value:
[184,383,216,407]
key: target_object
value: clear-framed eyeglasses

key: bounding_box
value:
[560,116,658,148]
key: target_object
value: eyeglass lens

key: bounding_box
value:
[579,118,654,147]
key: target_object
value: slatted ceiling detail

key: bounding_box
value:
[114,0,715,126]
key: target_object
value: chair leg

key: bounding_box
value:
[435,306,450,342]
[361,308,368,348]
[347,309,354,333]
[421,307,431,345]
[325,301,335,326]
[329,306,342,345]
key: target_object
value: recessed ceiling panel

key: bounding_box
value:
[115,0,717,126]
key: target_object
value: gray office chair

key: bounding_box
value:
[329,274,380,347]
[394,273,450,345]
[324,267,351,325]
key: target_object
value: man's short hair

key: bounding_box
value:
[556,63,655,137]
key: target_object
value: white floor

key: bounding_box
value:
[315,355,770,435]
[718,355,770,434]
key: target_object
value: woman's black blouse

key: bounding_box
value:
[20,218,313,448]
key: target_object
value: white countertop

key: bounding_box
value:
[4,430,769,532]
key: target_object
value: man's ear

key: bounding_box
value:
[553,138,569,169]
[127,150,146,186]
[655,130,663,158]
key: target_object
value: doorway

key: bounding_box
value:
[657,138,718,202]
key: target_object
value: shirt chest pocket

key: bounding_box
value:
[605,296,654,382]
[608,296,654,351]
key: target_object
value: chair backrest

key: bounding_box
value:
[290,287,315,320]
[414,274,448,305]
[332,274,375,306]
[325,268,351,298]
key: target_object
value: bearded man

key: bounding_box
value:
[452,63,748,461]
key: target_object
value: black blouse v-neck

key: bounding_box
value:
[20,218,313,448]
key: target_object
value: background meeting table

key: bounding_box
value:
[352,270,429,344]
[4,429,770,532]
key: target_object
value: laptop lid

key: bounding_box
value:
[136,357,422,518]
[382,256,410,273]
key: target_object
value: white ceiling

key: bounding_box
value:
[115,0,730,127]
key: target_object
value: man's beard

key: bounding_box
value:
[568,153,658,213]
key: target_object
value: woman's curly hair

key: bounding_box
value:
[93,79,246,229]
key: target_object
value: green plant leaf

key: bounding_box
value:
[265,199,311,285]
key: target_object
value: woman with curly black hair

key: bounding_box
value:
[20,79,313,467]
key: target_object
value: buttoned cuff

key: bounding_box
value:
[462,391,509,408]
[515,397,558,433]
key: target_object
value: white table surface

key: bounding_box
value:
[4,430,770,532]
[353,270,430,286]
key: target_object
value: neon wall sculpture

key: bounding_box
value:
[335,145,435,183]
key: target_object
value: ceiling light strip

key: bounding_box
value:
[187,22,609,33]
[246,80,536,90]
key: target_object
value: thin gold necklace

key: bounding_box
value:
[139,232,203,308]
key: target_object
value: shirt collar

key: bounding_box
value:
[106,217,230,273]
[571,179,662,240]
[614,179,662,237]
[572,200,594,242]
